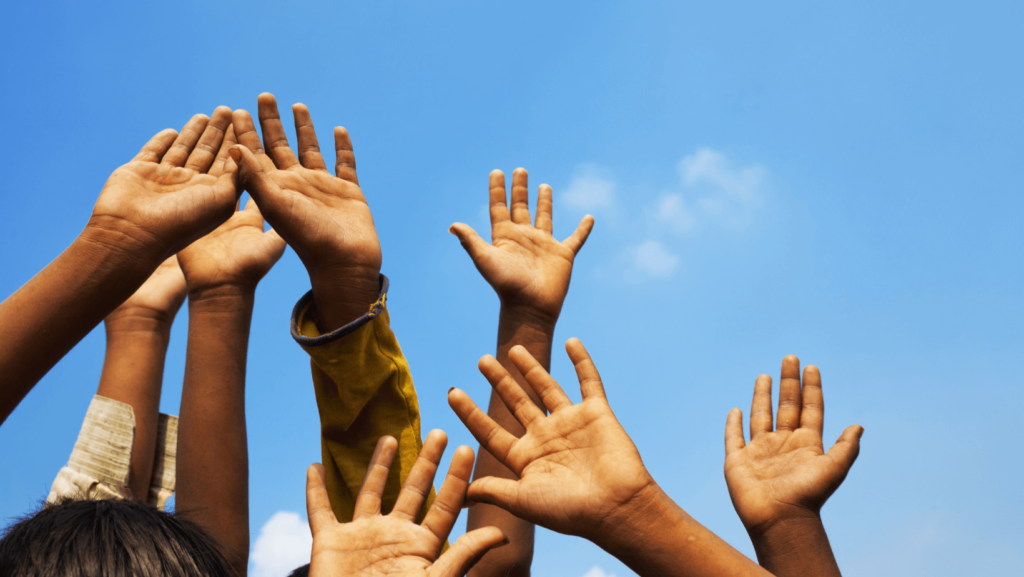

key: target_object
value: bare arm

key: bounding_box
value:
[97,256,187,498]
[449,168,594,576]
[174,128,286,576]
[0,108,238,426]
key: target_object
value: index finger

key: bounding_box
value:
[799,365,824,436]
[184,106,232,173]
[421,445,476,547]
[566,338,606,400]
[353,436,398,520]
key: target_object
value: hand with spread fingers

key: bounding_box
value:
[724,356,864,577]
[449,169,593,322]
[228,93,381,331]
[90,106,240,260]
[176,125,286,296]
[306,432,508,577]
[448,339,653,540]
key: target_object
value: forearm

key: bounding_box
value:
[467,306,555,577]
[0,220,161,425]
[176,287,253,576]
[310,266,381,332]
[748,515,841,577]
[97,314,173,499]
[596,484,772,577]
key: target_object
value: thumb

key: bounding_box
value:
[306,463,338,536]
[825,424,864,473]
[429,527,508,577]
[465,477,522,514]
[448,223,491,261]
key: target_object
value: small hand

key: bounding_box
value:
[447,339,654,541]
[177,126,287,294]
[307,431,507,577]
[89,107,239,261]
[449,169,594,322]
[724,356,864,534]
[105,256,187,327]
[229,94,381,328]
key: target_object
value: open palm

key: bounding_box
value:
[229,94,381,282]
[724,356,864,532]
[449,339,654,540]
[91,108,239,258]
[308,432,506,577]
[449,169,593,320]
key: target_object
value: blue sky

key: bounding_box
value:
[1,1,1022,576]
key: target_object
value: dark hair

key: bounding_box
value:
[0,498,230,577]
[287,564,310,577]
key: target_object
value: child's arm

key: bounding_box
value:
[449,340,773,577]
[175,127,286,577]
[97,256,187,499]
[306,432,507,577]
[724,356,863,577]
[0,107,238,425]
[448,169,593,576]
[230,94,431,524]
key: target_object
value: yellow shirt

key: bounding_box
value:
[291,275,435,523]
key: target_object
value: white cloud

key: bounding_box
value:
[582,567,616,577]
[562,163,616,211]
[250,511,312,577]
[655,148,766,232]
[633,240,678,278]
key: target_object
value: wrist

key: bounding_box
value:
[308,266,381,333]
[81,214,168,266]
[746,510,825,549]
[498,304,558,335]
[188,285,256,315]
[105,308,177,337]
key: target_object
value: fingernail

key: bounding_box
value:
[448,387,456,394]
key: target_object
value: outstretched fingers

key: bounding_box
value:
[800,365,825,436]
[566,338,607,400]
[391,430,448,522]
[447,388,519,471]
[306,464,338,536]
[508,345,572,412]
[488,170,511,228]
[421,445,476,544]
[478,355,545,427]
[257,93,299,169]
[750,374,773,439]
[232,109,277,172]
[561,215,595,255]
[430,527,508,577]
[776,355,802,432]
[184,106,232,173]
[510,168,531,225]
[535,184,554,233]
[725,408,746,456]
[161,114,210,167]
[352,436,399,520]
[134,129,179,163]
[229,145,283,207]
[291,103,328,172]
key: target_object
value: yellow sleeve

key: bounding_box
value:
[291,275,435,523]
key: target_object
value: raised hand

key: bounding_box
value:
[228,94,380,330]
[448,339,654,540]
[104,256,187,327]
[724,356,864,534]
[307,432,508,577]
[449,169,593,322]
[89,107,240,261]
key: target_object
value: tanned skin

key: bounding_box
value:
[175,124,287,577]
[97,255,187,499]
[229,93,382,333]
[306,432,507,577]
[448,340,774,577]
[0,107,239,426]
[724,356,864,577]
[448,168,593,577]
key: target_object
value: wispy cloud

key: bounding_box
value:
[562,163,616,212]
[582,567,616,577]
[655,148,767,232]
[250,511,312,577]
[632,240,678,278]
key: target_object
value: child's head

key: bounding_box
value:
[0,498,230,576]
